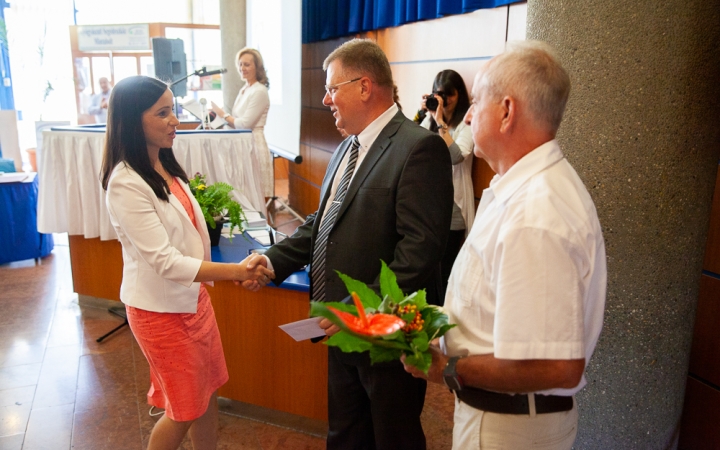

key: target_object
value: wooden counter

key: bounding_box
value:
[208,281,328,421]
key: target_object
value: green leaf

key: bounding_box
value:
[411,332,430,353]
[326,333,372,353]
[369,346,403,364]
[404,352,432,374]
[379,260,405,303]
[402,289,427,310]
[336,271,382,309]
[421,306,456,340]
[401,312,416,323]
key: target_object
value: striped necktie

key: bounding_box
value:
[310,136,360,301]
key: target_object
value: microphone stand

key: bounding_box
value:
[169,66,211,118]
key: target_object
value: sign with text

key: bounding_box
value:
[77,24,150,51]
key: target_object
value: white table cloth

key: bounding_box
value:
[38,128,266,240]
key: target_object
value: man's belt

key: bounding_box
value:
[456,386,573,415]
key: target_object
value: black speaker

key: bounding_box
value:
[152,37,187,97]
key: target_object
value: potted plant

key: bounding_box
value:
[188,172,246,245]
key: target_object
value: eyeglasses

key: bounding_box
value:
[324,77,362,96]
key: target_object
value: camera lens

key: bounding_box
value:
[426,96,439,111]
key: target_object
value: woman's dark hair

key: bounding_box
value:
[429,69,470,131]
[100,76,188,201]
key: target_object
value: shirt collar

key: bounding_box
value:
[488,139,564,205]
[356,103,399,153]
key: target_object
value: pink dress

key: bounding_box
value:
[125,178,229,422]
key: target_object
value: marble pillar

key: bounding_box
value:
[218,0,246,109]
[526,0,720,447]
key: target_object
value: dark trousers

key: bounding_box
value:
[326,347,427,450]
[441,229,465,295]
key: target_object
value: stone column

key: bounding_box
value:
[218,0,246,109]
[526,0,720,448]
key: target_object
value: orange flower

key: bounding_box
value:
[327,292,405,337]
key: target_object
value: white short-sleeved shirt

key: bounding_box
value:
[442,140,607,396]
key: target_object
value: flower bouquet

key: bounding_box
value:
[310,261,456,373]
[188,173,246,243]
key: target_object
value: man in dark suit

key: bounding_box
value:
[245,38,453,449]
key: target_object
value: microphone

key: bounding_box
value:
[198,67,227,77]
[199,98,217,120]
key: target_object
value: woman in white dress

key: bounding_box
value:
[211,48,273,198]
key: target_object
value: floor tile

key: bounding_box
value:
[252,420,325,449]
[0,433,24,450]
[422,382,455,450]
[72,409,142,450]
[0,402,32,438]
[0,386,35,408]
[0,364,41,391]
[0,341,47,369]
[32,345,81,409]
[22,403,74,450]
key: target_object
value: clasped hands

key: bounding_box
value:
[239,255,340,338]
[237,254,275,287]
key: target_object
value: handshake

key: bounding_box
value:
[236,253,275,289]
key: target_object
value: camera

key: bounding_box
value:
[425,91,448,112]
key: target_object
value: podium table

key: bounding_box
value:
[38,127,266,240]
[0,173,53,264]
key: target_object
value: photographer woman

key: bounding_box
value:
[418,70,475,292]
[101,76,274,450]
[211,48,273,198]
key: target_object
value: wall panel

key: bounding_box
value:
[703,166,720,273]
[679,376,720,450]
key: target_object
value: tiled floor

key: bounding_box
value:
[0,181,455,449]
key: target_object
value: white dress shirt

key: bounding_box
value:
[442,140,607,396]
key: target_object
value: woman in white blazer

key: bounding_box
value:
[418,70,476,293]
[101,76,274,450]
[211,47,273,198]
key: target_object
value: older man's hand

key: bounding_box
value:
[401,345,448,385]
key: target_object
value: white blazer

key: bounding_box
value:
[106,163,211,313]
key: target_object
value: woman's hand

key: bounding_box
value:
[210,101,226,118]
[431,94,447,129]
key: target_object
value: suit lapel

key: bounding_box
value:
[336,111,405,220]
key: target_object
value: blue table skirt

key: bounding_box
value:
[0,176,54,264]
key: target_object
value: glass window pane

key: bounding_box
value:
[113,56,138,83]
[140,56,155,77]
[91,56,111,94]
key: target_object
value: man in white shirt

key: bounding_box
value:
[403,40,607,449]
[88,77,112,123]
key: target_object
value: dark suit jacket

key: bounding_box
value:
[267,110,453,308]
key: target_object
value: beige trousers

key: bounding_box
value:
[452,395,578,450]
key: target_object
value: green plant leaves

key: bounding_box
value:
[308,261,456,374]
[189,173,247,242]
[379,260,404,303]
[336,271,381,310]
